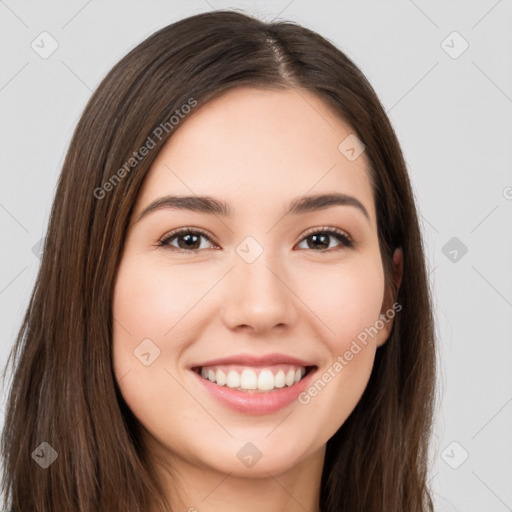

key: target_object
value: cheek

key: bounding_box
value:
[294,254,386,348]
[294,257,385,428]
[111,258,174,387]
[296,255,383,365]
[112,255,207,349]
[111,259,200,441]
[113,259,178,328]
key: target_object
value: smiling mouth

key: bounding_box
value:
[191,365,317,393]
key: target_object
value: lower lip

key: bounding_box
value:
[190,367,317,415]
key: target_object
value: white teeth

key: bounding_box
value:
[198,365,308,392]
[240,369,258,390]
[257,369,275,391]
[216,369,227,386]
[226,370,241,388]
[274,370,285,388]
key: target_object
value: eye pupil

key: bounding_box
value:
[178,232,201,250]
[308,233,329,250]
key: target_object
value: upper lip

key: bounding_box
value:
[190,352,316,369]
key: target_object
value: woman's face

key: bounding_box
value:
[112,87,397,479]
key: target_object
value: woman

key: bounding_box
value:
[1,9,436,512]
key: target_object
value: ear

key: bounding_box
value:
[376,247,403,348]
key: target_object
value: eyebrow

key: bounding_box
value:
[136,192,370,223]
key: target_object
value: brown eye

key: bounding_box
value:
[158,229,216,252]
[296,227,354,251]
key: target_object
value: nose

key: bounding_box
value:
[220,249,298,334]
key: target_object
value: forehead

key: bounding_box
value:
[134,87,375,223]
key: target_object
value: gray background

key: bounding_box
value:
[1,0,511,510]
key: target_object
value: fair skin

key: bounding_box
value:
[113,86,402,512]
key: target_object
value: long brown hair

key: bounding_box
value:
[1,10,436,511]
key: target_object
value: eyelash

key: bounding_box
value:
[156,226,355,253]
